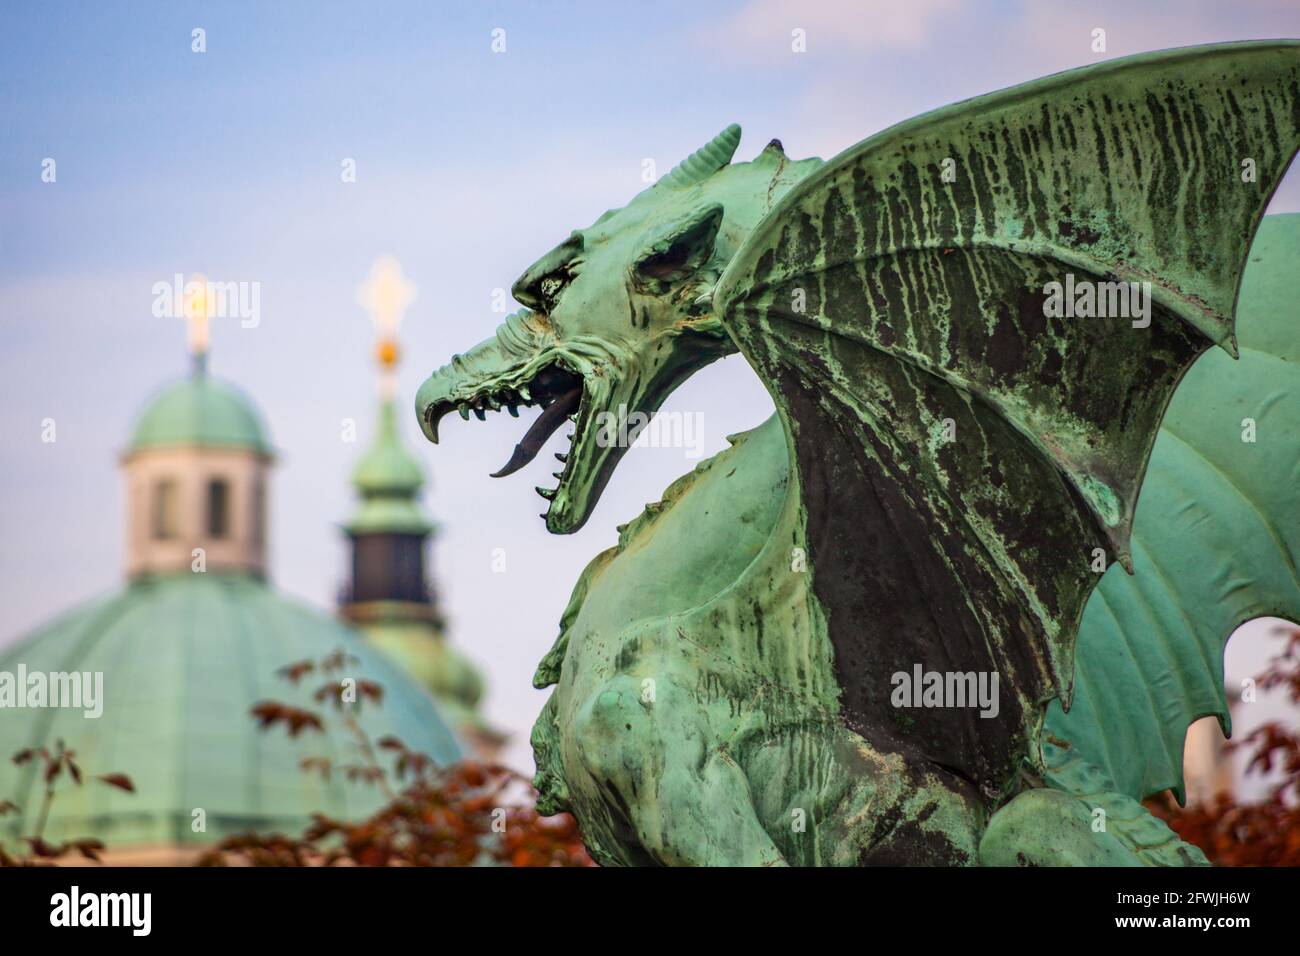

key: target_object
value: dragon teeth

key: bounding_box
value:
[536,486,556,500]
[555,452,567,462]
[458,404,470,420]
[473,407,487,421]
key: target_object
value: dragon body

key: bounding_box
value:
[418,43,1300,865]
[529,411,990,865]
[531,211,1299,866]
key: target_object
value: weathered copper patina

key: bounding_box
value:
[417,42,1300,865]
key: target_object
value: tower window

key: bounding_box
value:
[251,476,265,546]
[207,479,230,538]
[153,479,179,539]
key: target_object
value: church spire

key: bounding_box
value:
[340,259,504,758]
[343,258,437,608]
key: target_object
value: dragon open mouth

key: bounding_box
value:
[415,308,723,534]
[422,362,589,495]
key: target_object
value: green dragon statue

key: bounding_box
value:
[416,42,1300,865]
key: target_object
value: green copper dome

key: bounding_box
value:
[346,400,432,535]
[0,574,461,852]
[128,366,272,455]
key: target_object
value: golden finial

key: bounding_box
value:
[357,257,417,398]
[183,273,211,372]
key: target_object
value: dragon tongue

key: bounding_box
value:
[490,386,582,478]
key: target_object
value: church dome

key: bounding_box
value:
[0,574,462,855]
[128,371,272,456]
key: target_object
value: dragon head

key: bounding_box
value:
[415,124,820,532]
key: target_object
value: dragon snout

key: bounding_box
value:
[415,310,558,445]
[414,370,455,445]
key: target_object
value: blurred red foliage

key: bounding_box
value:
[198,651,594,867]
[0,740,135,866]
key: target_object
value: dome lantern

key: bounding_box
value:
[122,295,274,580]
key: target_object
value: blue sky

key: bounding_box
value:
[3,1,1298,768]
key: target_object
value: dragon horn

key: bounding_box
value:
[660,123,742,189]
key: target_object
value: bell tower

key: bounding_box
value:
[340,258,504,758]
[341,257,440,623]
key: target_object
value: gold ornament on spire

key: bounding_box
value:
[357,257,417,399]
[183,273,212,366]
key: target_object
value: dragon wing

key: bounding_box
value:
[1046,212,1300,804]
[713,41,1300,793]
